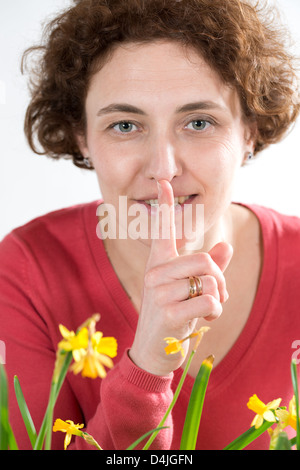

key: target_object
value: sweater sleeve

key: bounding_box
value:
[0,232,55,448]
[0,232,174,450]
[72,351,174,450]
[0,232,81,450]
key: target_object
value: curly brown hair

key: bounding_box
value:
[22,0,300,169]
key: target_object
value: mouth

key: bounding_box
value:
[144,195,193,206]
[137,194,198,212]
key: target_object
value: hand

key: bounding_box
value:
[129,180,233,376]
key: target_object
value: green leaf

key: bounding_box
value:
[142,348,196,450]
[291,359,300,450]
[180,355,213,450]
[126,426,169,450]
[7,423,18,450]
[34,351,73,450]
[274,431,292,450]
[223,420,274,450]
[14,376,37,448]
[0,364,9,450]
[0,364,18,450]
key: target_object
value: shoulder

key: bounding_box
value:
[248,204,300,238]
[238,203,300,236]
[241,203,300,264]
[0,200,100,260]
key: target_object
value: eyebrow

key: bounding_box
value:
[96,101,226,117]
[97,103,146,117]
[175,101,226,113]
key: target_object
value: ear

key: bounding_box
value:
[240,119,257,165]
[244,119,258,153]
[75,132,89,159]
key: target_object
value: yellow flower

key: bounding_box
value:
[275,396,298,431]
[70,333,118,379]
[92,332,118,358]
[58,325,89,361]
[70,348,114,378]
[164,337,185,357]
[53,419,84,450]
[58,316,118,379]
[164,327,210,357]
[247,394,282,429]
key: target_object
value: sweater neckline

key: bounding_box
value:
[83,200,278,394]
[82,200,139,332]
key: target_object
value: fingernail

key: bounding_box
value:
[224,290,229,302]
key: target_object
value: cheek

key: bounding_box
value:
[190,133,243,182]
[90,141,136,188]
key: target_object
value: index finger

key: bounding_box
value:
[147,180,178,268]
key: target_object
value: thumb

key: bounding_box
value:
[209,242,233,273]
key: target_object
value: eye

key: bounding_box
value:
[186,120,211,131]
[112,121,137,133]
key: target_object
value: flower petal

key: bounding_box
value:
[94,360,107,379]
[253,414,264,429]
[59,325,74,340]
[247,394,266,415]
[97,337,118,358]
[97,353,114,369]
[263,410,276,423]
[72,348,86,362]
[92,331,103,347]
[53,419,69,433]
[64,433,72,450]
[266,398,282,410]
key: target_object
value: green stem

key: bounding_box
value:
[0,364,9,450]
[0,364,19,450]
[34,352,73,450]
[180,356,213,450]
[291,359,300,450]
[14,376,37,448]
[223,420,274,450]
[126,427,169,450]
[142,350,196,450]
[44,383,56,450]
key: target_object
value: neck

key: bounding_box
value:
[103,204,235,279]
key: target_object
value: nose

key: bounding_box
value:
[143,130,183,182]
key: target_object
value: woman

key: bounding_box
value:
[1,0,299,450]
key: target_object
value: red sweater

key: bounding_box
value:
[0,200,300,450]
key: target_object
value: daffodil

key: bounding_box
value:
[92,331,118,358]
[70,347,115,378]
[57,315,118,379]
[247,394,282,429]
[53,419,84,450]
[164,337,186,357]
[53,418,103,450]
[275,396,298,431]
[70,332,118,379]
[164,327,210,357]
[58,325,89,361]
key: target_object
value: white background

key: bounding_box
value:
[0,0,299,240]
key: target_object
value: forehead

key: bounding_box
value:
[86,41,241,115]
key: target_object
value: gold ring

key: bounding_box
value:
[194,276,203,296]
[188,277,198,299]
[188,276,203,299]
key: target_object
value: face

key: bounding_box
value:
[79,41,254,250]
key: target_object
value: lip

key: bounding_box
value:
[135,194,198,214]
